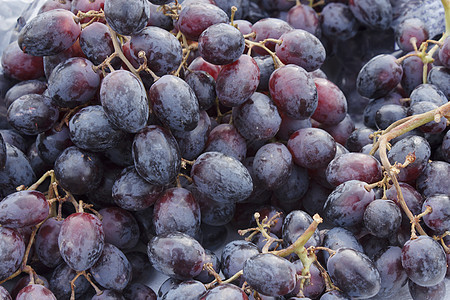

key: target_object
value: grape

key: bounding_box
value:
[204,124,247,162]
[0,227,25,281]
[0,286,11,300]
[408,279,446,300]
[327,248,381,298]
[409,102,447,134]
[58,212,104,272]
[276,29,326,72]
[287,4,321,37]
[0,190,49,228]
[1,42,44,81]
[158,278,182,299]
[422,194,450,234]
[130,26,183,76]
[147,232,205,280]
[190,186,236,226]
[185,71,216,111]
[273,164,309,203]
[153,187,201,238]
[232,92,282,142]
[253,143,293,190]
[188,56,221,80]
[149,75,199,132]
[123,283,157,300]
[288,128,336,169]
[216,54,260,107]
[324,180,375,228]
[251,18,293,56]
[54,146,103,195]
[410,83,448,107]
[442,130,450,163]
[194,249,220,282]
[90,243,132,291]
[439,36,450,68]
[277,113,311,142]
[39,0,73,13]
[87,163,122,207]
[311,78,347,126]
[290,260,325,299]
[345,127,374,152]
[243,253,296,296]
[221,240,259,284]
[401,236,447,287]
[363,199,402,238]
[401,55,428,95]
[69,105,126,152]
[282,210,320,248]
[35,217,63,268]
[99,207,140,250]
[356,54,403,99]
[18,9,81,56]
[301,180,332,216]
[348,0,392,30]
[49,262,91,299]
[269,64,318,120]
[199,283,249,300]
[191,151,253,204]
[363,91,402,129]
[104,0,149,36]
[47,57,100,108]
[79,22,118,66]
[4,80,47,109]
[253,56,275,92]
[374,246,408,297]
[326,153,382,187]
[320,3,358,40]
[198,23,245,66]
[395,18,429,53]
[0,144,36,197]
[427,66,450,100]
[104,134,134,168]
[162,280,206,300]
[112,166,164,211]
[375,103,408,130]
[71,0,105,17]
[36,125,73,165]
[7,94,59,136]
[16,284,56,300]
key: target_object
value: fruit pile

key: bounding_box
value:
[0,0,449,299]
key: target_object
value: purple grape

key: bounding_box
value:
[35,217,63,268]
[408,279,446,300]
[374,246,408,297]
[287,4,321,37]
[162,280,206,300]
[282,210,320,248]
[0,190,49,228]
[104,0,149,36]
[99,207,140,250]
[422,194,450,234]
[123,283,157,300]
[363,200,402,238]
[16,284,56,300]
[204,124,247,162]
[416,161,450,197]
[199,283,249,300]
[0,227,25,281]
[49,262,90,299]
[349,0,392,30]
[320,3,358,40]
[221,240,259,284]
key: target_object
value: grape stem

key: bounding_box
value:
[371,101,450,236]
[244,39,284,69]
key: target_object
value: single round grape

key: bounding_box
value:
[401,55,428,96]
[327,248,381,298]
[90,243,132,291]
[16,284,56,300]
[288,128,336,169]
[345,127,374,152]
[273,164,309,203]
[0,190,49,228]
[408,279,446,300]
[395,18,429,53]
[7,94,59,136]
[320,3,358,40]
[177,3,229,41]
[4,80,47,109]
[130,26,183,76]
[253,55,275,92]
[311,78,347,126]
[1,42,44,81]
[0,227,25,281]
[47,57,100,108]
[363,91,403,129]
[132,125,181,186]
[199,283,249,300]
[190,186,236,226]
[54,146,103,195]
[422,194,450,234]
[58,212,104,272]
[401,235,447,287]
[374,246,408,297]
[153,187,201,238]
[149,75,200,132]
[221,240,259,284]
[216,54,260,107]
[18,9,81,56]
[191,151,253,203]
[287,4,321,37]
[410,83,448,107]
[326,153,382,187]
[148,2,173,31]
[363,199,402,238]
[35,217,63,268]
[349,0,392,30]
[356,54,403,99]
[324,180,375,228]
[147,232,206,280]
[79,22,117,66]
[251,18,293,55]
[269,64,318,120]
[439,36,450,68]
[104,0,149,36]
[282,210,320,248]
[112,166,164,211]
[185,71,216,111]
[99,207,140,250]
[243,253,296,296]
[232,92,282,142]
[204,124,247,162]
[427,66,450,100]
[276,29,326,72]
[198,23,244,65]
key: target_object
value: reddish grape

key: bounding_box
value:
[16,284,56,300]
[99,207,140,250]
[439,36,450,68]
[35,217,63,268]
[204,124,247,162]
[71,0,105,22]
[312,78,347,125]
[321,114,355,146]
[0,227,25,281]
[104,0,149,36]
[276,29,326,72]
[401,54,429,95]
[422,194,450,234]
[287,4,321,37]
[216,55,260,107]
[251,18,293,55]
[0,286,12,300]
[18,9,81,56]
[373,246,408,297]
[395,18,429,52]
[58,212,105,271]
[1,42,44,81]
[4,80,47,109]
[188,56,221,80]
[0,190,49,228]
[39,0,73,13]
[79,22,117,66]
[269,64,318,120]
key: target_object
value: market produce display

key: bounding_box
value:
[0,0,449,299]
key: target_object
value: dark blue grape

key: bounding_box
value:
[427,66,450,99]
[322,227,364,263]
[416,161,450,197]
[104,0,149,36]
[123,283,157,300]
[190,186,236,226]
[185,71,216,111]
[221,240,259,285]
[422,194,450,234]
[375,104,407,130]
[273,164,309,203]
[408,279,446,300]
[282,210,320,248]
[49,262,90,299]
[99,207,140,250]
[410,83,448,107]
[349,0,392,30]
[363,199,402,238]
[4,80,47,109]
[204,124,246,162]
[35,217,63,268]
[37,125,73,165]
[320,3,358,40]
[194,249,220,282]
[254,55,275,92]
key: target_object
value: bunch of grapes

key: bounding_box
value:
[0,0,449,299]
